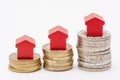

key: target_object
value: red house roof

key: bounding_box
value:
[48,25,68,38]
[84,13,104,22]
[16,35,35,47]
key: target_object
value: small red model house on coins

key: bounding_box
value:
[84,13,105,37]
[16,35,35,59]
[48,26,68,50]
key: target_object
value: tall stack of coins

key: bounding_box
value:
[43,44,73,71]
[9,53,41,73]
[77,30,111,72]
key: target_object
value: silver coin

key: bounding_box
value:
[78,57,111,64]
[77,44,110,49]
[78,55,111,64]
[78,60,111,67]
[78,59,111,65]
[77,48,111,55]
[79,59,111,64]
[77,36,111,43]
[78,52,111,60]
[77,51,111,59]
[77,30,111,42]
[77,40,110,47]
[78,52,111,64]
[78,62,111,69]
[78,65,111,72]
[77,46,110,52]
[77,36,111,44]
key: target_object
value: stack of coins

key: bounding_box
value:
[9,53,41,73]
[42,43,73,71]
[77,30,111,72]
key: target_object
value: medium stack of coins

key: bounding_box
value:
[9,53,41,73]
[77,30,111,72]
[42,44,73,71]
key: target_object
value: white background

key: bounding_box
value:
[0,0,119,80]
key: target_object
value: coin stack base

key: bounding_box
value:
[77,30,111,72]
[9,53,42,73]
[78,66,111,72]
[42,43,73,71]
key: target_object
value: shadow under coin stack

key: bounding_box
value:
[43,26,73,71]
[77,13,111,72]
[9,35,41,73]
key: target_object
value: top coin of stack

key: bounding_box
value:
[43,26,73,71]
[77,13,111,72]
[77,30,111,52]
[8,35,41,73]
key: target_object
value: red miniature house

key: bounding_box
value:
[16,35,35,59]
[48,26,68,50]
[84,13,105,37]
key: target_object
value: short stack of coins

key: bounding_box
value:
[76,30,111,72]
[8,35,42,73]
[9,53,41,73]
[43,43,73,71]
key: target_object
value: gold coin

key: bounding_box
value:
[9,58,41,65]
[8,65,40,73]
[44,65,72,71]
[9,59,41,65]
[9,53,40,63]
[8,53,42,73]
[44,54,73,61]
[10,62,41,68]
[9,64,41,70]
[42,43,73,58]
[43,58,73,64]
[44,60,73,66]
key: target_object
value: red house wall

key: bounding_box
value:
[85,18,104,37]
[87,24,103,36]
[17,47,33,59]
[16,41,34,59]
[50,39,66,50]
